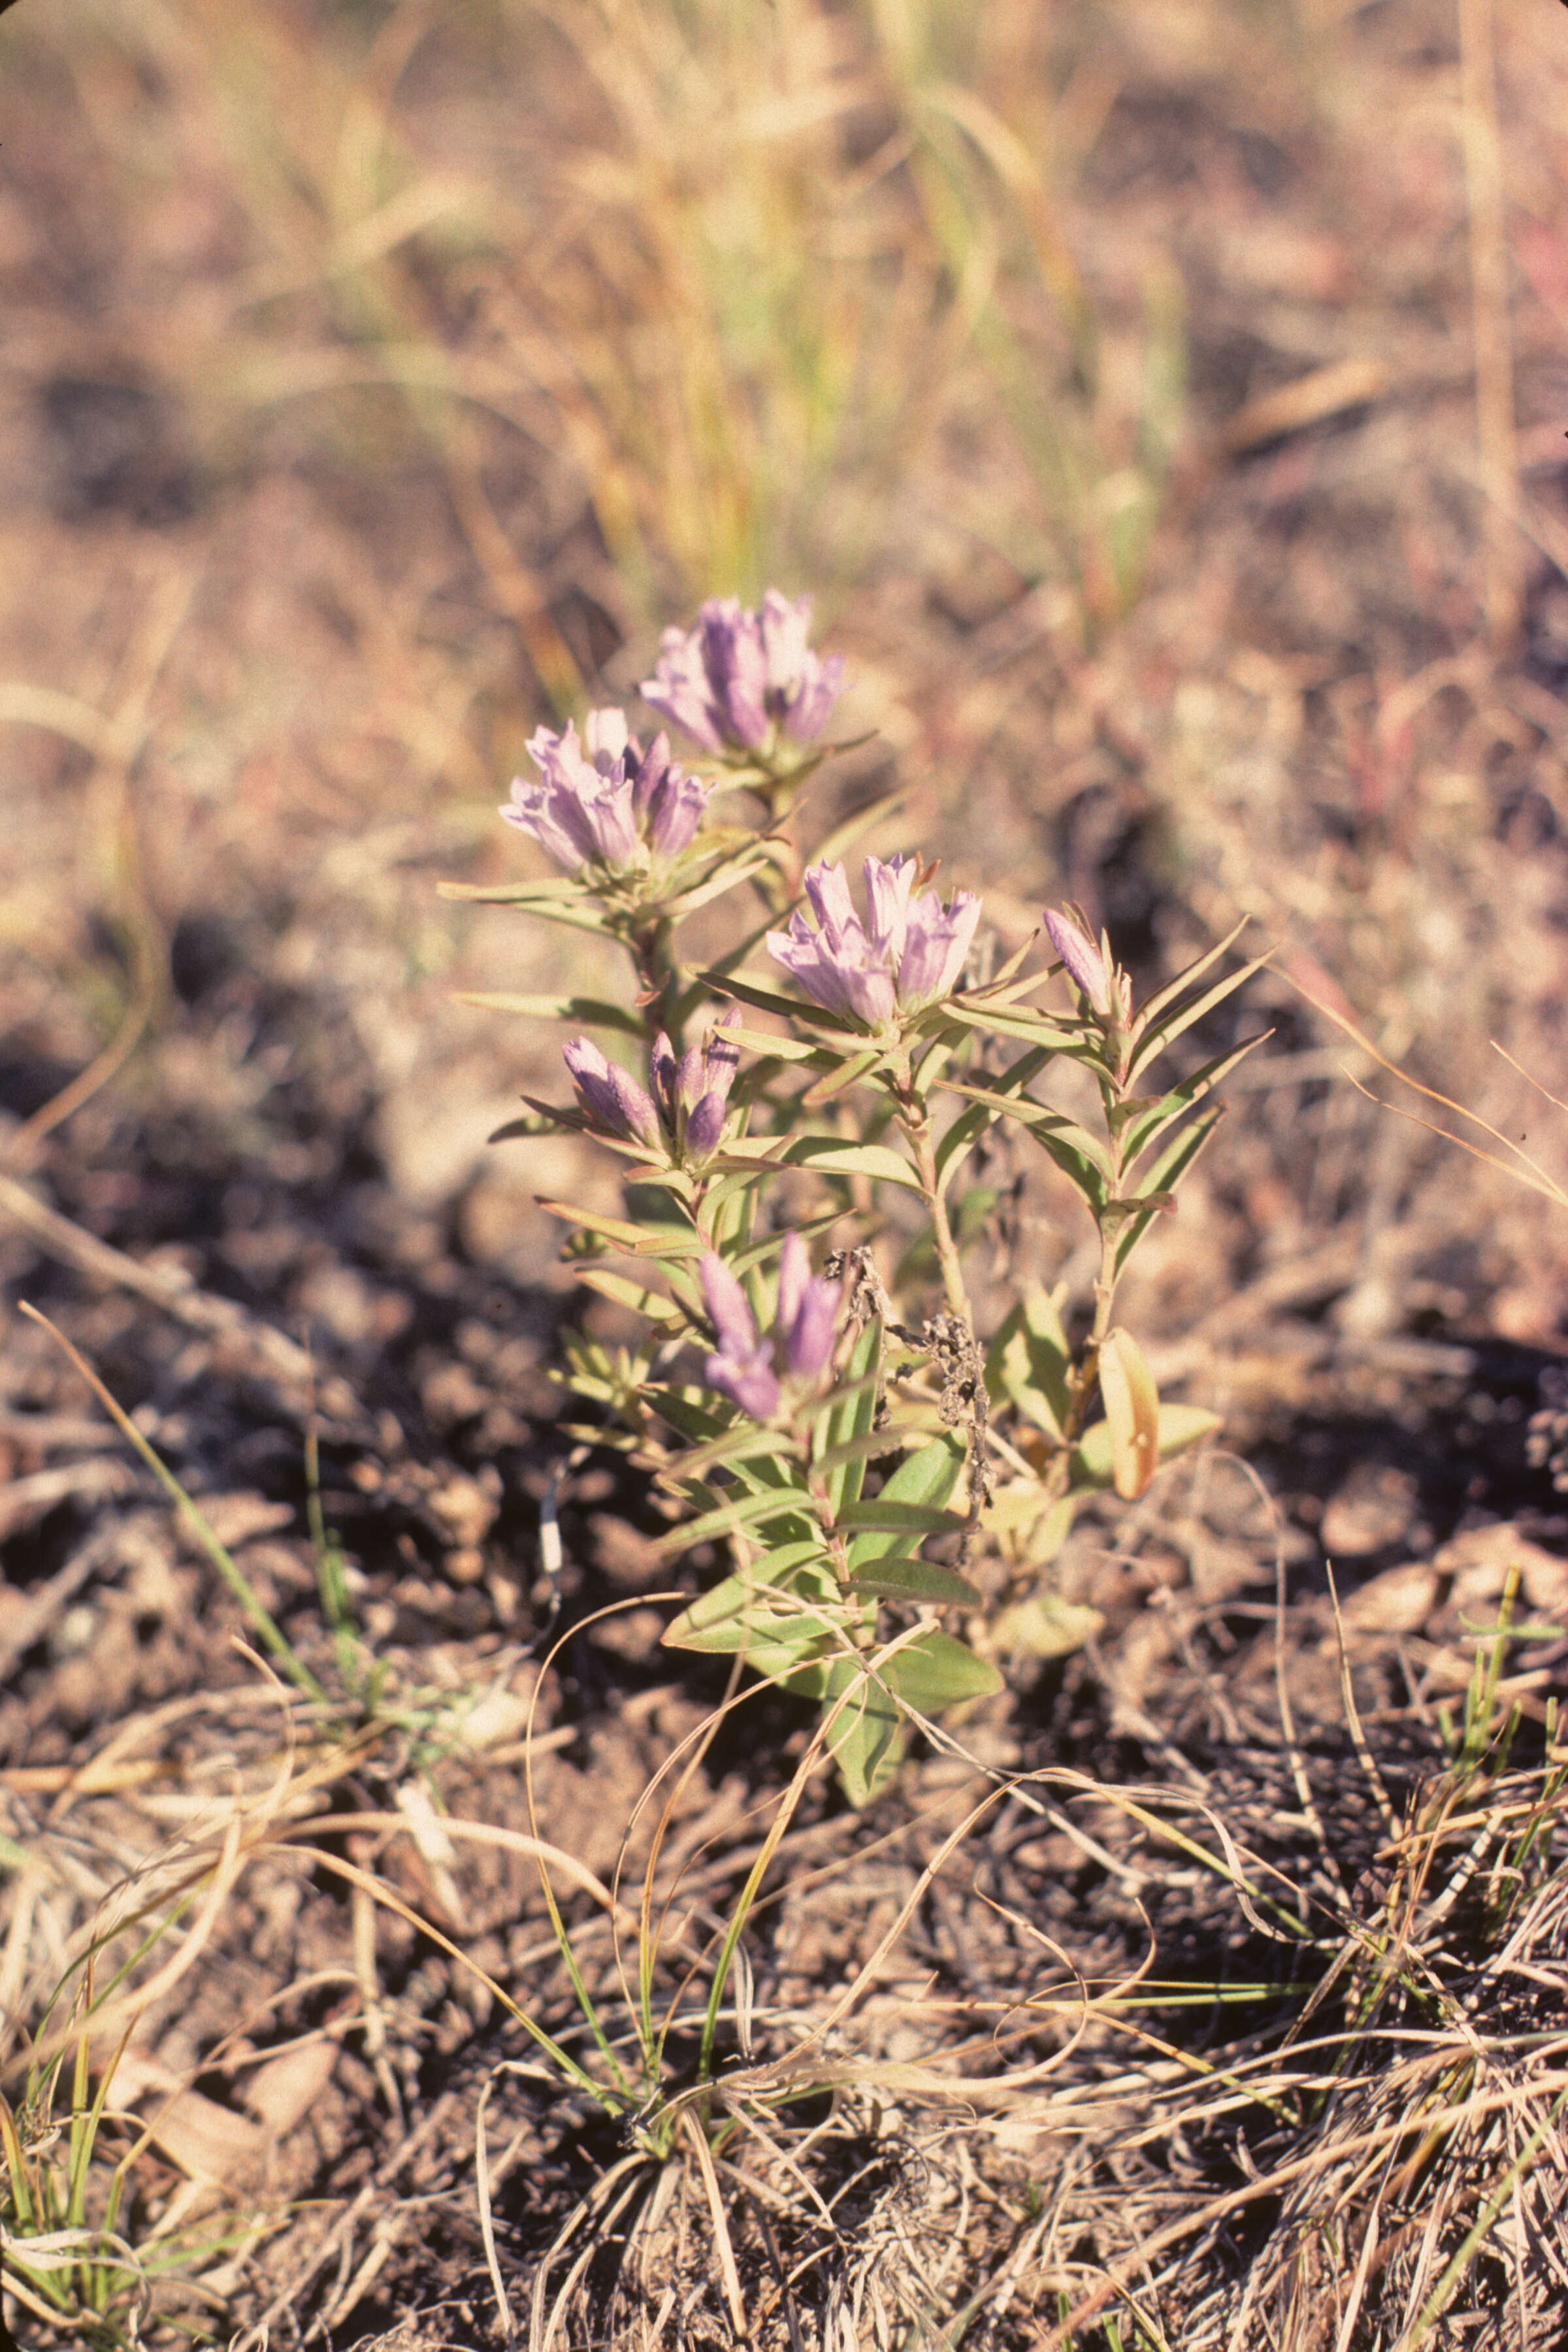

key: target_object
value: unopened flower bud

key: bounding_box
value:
[1043,907,1112,1016]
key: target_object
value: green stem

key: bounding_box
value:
[904,1105,971,1324]
[627,911,683,1048]
[1045,1078,1128,1501]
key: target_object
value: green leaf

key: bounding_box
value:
[990,1595,1105,1658]
[778,1135,925,1192]
[723,1026,825,1066]
[703,970,857,1032]
[661,845,778,919]
[843,1558,981,1605]
[881,1630,1004,1708]
[1071,1401,1221,1489]
[801,1049,886,1107]
[934,1045,1054,1194]
[571,1265,683,1324]
[662,1546,842,1654]
[678,1423,806,1482]
[986,1284,1072,1441]
[539,1203,702,1258]
[652,1481,822,1560]
[1127,956,1269,1080]
[1111,1108,1224,1277]
[1119,1034,1269,1169]
[1129,918,1249,1034]
[938,998,1088,1050]
[843,1435,967,1567]
[817,1318,883,1517]
[824,1683,907,1806]
[454,992,645,1036]
[727,1210,845,1279]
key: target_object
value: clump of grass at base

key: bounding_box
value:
[1030,1574,1568,2351]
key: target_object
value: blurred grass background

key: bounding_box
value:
[3,0,1568,1335]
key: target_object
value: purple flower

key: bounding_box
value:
[700,1254,781,1418]
[1043,908,1111,1016]
[700,1233,841,1419]
[500,710,710,871]
[640,592,846,756]
[562,1037,661,1147]
[767,854,982,1028]
[651,1007,743,1158]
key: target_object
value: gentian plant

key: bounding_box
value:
[445,595,1264,1801]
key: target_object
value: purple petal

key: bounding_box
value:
[645,766,710,857]
[627,730,671,818]
[776,1232,809,1338]
[783,650,845,742]
[802,859,858,944]
[640,627,726,753]
[704,1350,781,1420]
[563,1037,659,1143]
[683,1091,727,1156]
[562,1037,621,1128]
[897,889,981,1007]
[1043,908,1111,1015]
[767,922,896,1025]
[785,1277,840,1385]
[700,1252,758,1361]
[584,777,640,864]
[700,600,770,751]
[609,1066,661,1145]
[499,776,591,870]
[862,853,916,959]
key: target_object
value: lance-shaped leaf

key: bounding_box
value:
[571,1264,683,1325]
[1111,1107,1226,1277]
[815,1318,883,1518]
[723,1026,826,1066]
[934,1045,1054,1195]
[538,1202,703,1258]
[1127,918,1249,1037]
[801,1050,887,1108]
[1126,954,1269,1082]
[1097,1326,1160,1499]
[653,1480,824,1560]
[663,1541,843,1655]
[986,1283,1072,1441]
[938,998,1088,1051]
[702,969,858,1032]
[777,1135,927,1193]
[881,1629,1003,1707]
[843,1435,966,1567]
[455,992,646,1036]
[841,1558,981,1605]
[1117,1034,1267,1170]
[789,1658,906,1807]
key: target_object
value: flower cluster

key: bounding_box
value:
[700,1233,840,1420]
[642,592,845,758]
[500,710,709,872]
[562,1009,742,1160]
[768,854,981,1028]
